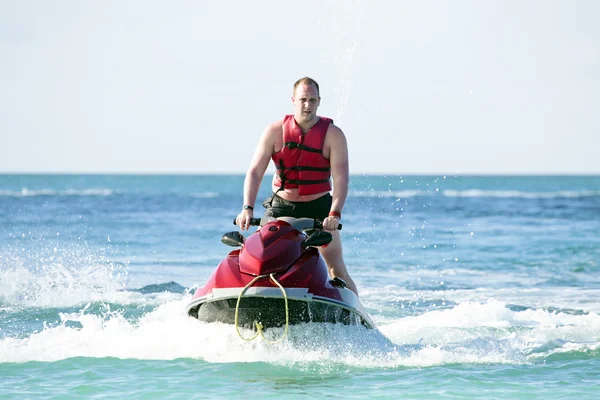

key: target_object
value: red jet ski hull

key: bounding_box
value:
[186,219,375,330]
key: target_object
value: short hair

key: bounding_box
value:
[293,77,320,97]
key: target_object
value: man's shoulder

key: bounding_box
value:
[324,122,347,154]
[260,120,283,148]
[266,119,284,133]
[326,122,345,138]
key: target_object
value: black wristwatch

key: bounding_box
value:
[243,205,254,211]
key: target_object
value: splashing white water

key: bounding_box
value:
[2,297,598,367]
[0,241,130,308]
[2,238,598,367]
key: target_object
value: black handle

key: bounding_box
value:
[233,218,262,226]
[314,220,342,231]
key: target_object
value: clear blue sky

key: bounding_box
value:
[1,0,599,174]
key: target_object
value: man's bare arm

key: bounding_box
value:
[243,123,278,207]
[236,122,279,230]
[327,125,349,216]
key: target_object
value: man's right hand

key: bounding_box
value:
[236,209,254,231]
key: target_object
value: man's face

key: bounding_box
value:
[292,83,320,123]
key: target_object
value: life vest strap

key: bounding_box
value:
[276,165,331,172]
[283,141,322,153]
[284,178,331,185]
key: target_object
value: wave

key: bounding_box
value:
[0,189,224,198]
[1,297,598,367]
[352,190,429,198]
[350,189,600,199]
[1,188,597,200]
[529,342,600,362]
[190,192,220,198]
[443,189,600,199]
[379,299,600,332]
[0,188,114,197]
[127,281,188,295]
[378,299,600,364]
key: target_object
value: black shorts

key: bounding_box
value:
[262,193,332,221]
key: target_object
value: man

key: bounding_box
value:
[235,77,358,295]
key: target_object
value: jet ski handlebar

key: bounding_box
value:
[233,218,262,226]
[233,217,342,231]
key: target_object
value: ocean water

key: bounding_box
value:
[1,174,599,399]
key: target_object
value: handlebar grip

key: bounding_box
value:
[314,221,342,230]
[233,218,262,226]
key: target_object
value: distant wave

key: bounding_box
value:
[352,190,428,198]
[2,188,597,199]
[351,189,600,199]
[443,189,600,199]
[0,188,114,197]
[190,192,220,198]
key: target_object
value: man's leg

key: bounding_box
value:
[319,230,358,296]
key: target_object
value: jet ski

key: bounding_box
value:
[186,216,376,340]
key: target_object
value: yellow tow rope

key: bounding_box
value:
[234,273,289,343]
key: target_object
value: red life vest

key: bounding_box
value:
[272,115,333,195]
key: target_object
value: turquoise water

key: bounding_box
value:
[1,174,600,398]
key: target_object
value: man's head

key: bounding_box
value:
[292,77,321,124]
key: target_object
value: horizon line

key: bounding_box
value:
[1,171,600,177]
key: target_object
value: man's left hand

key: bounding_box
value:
[322,215,340,231]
